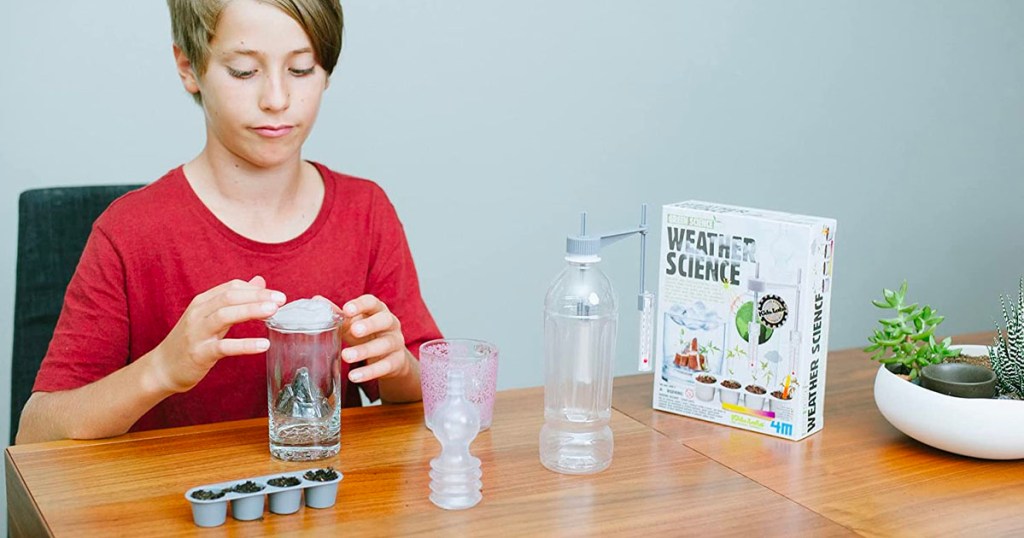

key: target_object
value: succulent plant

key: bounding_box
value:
[865,281,958,380]
[990,278,1024,398]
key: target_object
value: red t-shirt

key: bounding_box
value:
[33,162,442,431]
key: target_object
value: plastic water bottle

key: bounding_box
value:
[428,370,483,509]
[540,250,618,474]
[539,208,649,475]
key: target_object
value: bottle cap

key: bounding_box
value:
[566,235,601,257]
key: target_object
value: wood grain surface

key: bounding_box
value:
[613,331,1024,537]
[7,385,848,537]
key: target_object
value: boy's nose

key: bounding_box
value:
[259,75,289,112]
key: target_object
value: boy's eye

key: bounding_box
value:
[227,66,256,79]
[290,67,316,77]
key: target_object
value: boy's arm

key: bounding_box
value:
[17,350,177,443]
[19,277,286,444]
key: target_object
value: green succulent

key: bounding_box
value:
[864,281,957,380]
[990,278,1024,398]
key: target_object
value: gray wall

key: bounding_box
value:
[1,0,1021,529]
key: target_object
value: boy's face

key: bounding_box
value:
[177,0,329,169]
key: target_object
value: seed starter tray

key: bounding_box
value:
[184,467,343,527]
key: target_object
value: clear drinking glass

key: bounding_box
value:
[266,316,342,461]
[420,339,499,432]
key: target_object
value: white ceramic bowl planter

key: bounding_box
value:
[873,345,1024,460]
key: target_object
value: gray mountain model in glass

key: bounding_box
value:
[275,367,332,418]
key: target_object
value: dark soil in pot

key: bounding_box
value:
[190,489,226,501]
[944,353,991,370]
[268,476,301,488]
[744,384,766,395]
[304,467,339,482]
[231,481,265,494]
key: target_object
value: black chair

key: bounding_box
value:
[11,185,143,445]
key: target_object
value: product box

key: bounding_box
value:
[652,201,836,440]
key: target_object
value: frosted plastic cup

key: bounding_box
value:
[420,339,499,432]
[265,300,342,462]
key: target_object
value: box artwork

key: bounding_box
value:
[652,201,836,440]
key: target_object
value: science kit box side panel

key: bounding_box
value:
[652,202,836,441]
[800,218,837,439]
[782,221,835,440]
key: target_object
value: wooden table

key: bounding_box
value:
[7,332,1022,536]
[6,387,844,536]
[613,331,1024,536]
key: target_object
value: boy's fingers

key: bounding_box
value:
[341,333,400,363]
[205,301,280,333]
[312,295,342,314]
[192,279,248,304]
[343,294,385,317]
[220,288,286,307]
[348,310,398,339]
[211,338,271,358]
[193,288,285,321]
[193,278,266,305]
[348,353,401,382]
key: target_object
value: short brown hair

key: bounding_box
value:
[167,0,343,102]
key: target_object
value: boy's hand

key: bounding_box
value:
[153,276,286,393]
[330,294,412,383]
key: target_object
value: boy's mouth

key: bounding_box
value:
[252,125,294,138]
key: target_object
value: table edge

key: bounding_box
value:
[5,448,53,537]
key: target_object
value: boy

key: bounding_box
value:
[16,0,441,443]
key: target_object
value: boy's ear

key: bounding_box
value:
[173,45,201,95]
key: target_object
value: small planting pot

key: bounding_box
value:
[718,379,742,405]
[744,384,767,410]
[184,467,343,527]
[266,475,304,515]
[920,363,997,399]
[187,489,228,528]
[226,480,267,521]
[231,492,266,521]
[768,389,795,420]
[694,374,717,402]
[303,467,343,509]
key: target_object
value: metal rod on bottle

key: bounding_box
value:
[565,206,655,372]
[637,204,655,372]
[638,204,647,309]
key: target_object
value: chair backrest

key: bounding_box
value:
[11,185,143,444]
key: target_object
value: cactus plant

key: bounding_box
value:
[990,278,1024,399]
